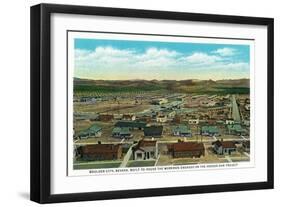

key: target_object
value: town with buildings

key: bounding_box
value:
[73,79,251,170]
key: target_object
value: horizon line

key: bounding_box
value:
[74,77,250,81]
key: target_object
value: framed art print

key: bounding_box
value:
[30,3,274,203]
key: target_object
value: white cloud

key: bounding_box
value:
[212,47,236,56]
[75,47,180,70]
[75,49,91,59]
[136,48,180,68]
[74,47,249,79]
[184,52,222,65]
[141,48,179,58]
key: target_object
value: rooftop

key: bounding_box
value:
[201,126,219,133]
[77,124,101,136]
[171,142,204,152]
[227,124,247,132]
[81,144,121,154]
[115,120,146,128]
[172,125,191,133]
[213,140,236,148]
[88,124,102,132]
[137,139,157,148]
[144,125,163,136]
[112,127,130,134]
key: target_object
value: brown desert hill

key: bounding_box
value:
[216,79,250,87]
[74,78,250,95]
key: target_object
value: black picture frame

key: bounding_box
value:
[30,3,274,204]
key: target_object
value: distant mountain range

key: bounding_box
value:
[74,78,250,95]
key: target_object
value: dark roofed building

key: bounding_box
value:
[112,127,132,139]
[227,124,247,136]
[144,125,163,137]
[79,143,122,161]
[115,121,146,130]
[77,124,102,139]
[169,141,205,158]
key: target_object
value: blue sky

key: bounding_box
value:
[74,38,250,80]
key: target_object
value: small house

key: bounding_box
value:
[172,125,192,137]
[201,126,219,136]
[98,114,114,121]
[79,143,122,161]
[225,119,235,125]
[168,141,205,158]
[227,124,247,136]
[77,124,102,139]
[156,114,167,123]
[80,96,94,103]
[212,140,237,155]
[123,114,136,121]
[115,121,146,130]
[112,127,132,139]
[132,139,158,160]
[144,125,163,137]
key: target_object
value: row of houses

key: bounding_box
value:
[77,139,250,161]
[79,106,246,131]
[76,121,248,139]
[76,123,191,139]
[96,111,245,127]
[112,124,192,139]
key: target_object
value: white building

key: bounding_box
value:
[133,140,158,160]
[188,119,199,125]
[225,119,235,125]
[156,114,167,123]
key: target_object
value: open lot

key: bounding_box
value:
[74,100,151,114]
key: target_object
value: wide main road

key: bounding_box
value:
[232,95,241,122]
